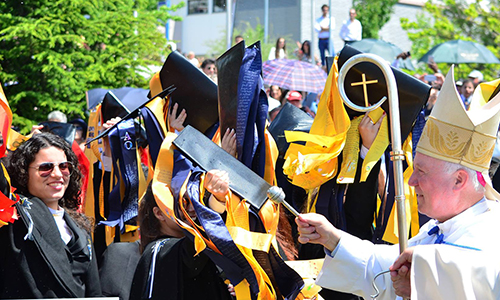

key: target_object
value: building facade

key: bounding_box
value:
[167,0,425,59]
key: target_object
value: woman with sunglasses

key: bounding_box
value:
[0,133,101,298]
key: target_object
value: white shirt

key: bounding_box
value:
[316,199,500,300]
[411,245,500,300]
[339,19,362,42]
[314,16,333,39]
[268,47,287,60]
[48,206,73,244]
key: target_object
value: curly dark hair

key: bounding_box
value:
[7,132,82,210]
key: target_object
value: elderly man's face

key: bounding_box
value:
[408,153,457,222]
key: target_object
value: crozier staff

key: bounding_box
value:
[296,66,500,299]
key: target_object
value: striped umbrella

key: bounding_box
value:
[262,59,327,94]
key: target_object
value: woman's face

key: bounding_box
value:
[270,86,282,99]
[278,38,285,49]
[27,146,70,209]
[303,42,310,53]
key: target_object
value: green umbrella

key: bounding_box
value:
[349,38,415,70]
[419,40,500,64]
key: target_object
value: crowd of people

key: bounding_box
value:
[1,6,500,300]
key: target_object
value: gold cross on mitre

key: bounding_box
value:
[351,73,378,107]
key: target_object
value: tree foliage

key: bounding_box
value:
[0,0,184,133]
[353,0,398,39]
[401,0,500,79]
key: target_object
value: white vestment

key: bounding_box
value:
[315,199,500,300]
[411,245,500,300]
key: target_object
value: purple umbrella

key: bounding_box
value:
[262,59,327,94]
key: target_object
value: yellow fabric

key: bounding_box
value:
[305,187,319,214]
[0,84,12,153]
[146,94,168,138]
[469,78,500,109]
[285,259,324,279]
[120,229,139,242]
[226,226,273,252]
[283,58,350,190]
[83,109,99,222]
[234,281,252,300]
[6,128,27,152]
[337,116,361,184]
[88,105,108,220]
[294,279,322,300]
[336,108,388,184]
[403,136,420,238]
[226,195,277,300]
[263,128,279,185]
[360,109,389,182]
[286,260,324,300]
[381,135,419,244]
[149,72,163,97]
[152,133,210,255]
[145,94,169,183]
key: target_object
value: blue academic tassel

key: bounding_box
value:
[427,225,480,250]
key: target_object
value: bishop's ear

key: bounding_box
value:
[453,169,469,190]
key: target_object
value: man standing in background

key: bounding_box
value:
[315,4,333,67]
[339,8,362,45]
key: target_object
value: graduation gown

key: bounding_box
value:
[316,199,500,300]
[411,245,500,300]
[0,196,101,298]
[99,241,141,300]
[129,237,232,300]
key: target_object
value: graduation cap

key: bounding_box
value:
[102,91,132,121]
[338,45,431,142]
[158,51,219,135]
[173,125,271,210]
[39,121,76,146]
[86,86,175,144]
[268,102,314,159]
[216,41,245,135]
[86,87,149,111]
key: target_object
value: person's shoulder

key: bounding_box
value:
[142,238,182,256]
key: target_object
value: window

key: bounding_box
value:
[188,0,208,14]
[213,0,226,13]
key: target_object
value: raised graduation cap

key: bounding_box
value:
[86,86,176,144]
[101,91,132,122]
[216,41,245,135]
[159,51,219,135]
[268,102,314,159]
[338,45,431,142]
[173,125,271,211]
[39,121,76,146]
[86,87,149,111]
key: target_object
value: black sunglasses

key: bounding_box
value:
[30,161,73,177]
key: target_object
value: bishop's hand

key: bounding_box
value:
[390,247,413,298]
[295,213,342,253]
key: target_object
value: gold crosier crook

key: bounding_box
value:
[337,54,408,299]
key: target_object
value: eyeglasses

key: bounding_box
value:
[29,161,73,177]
